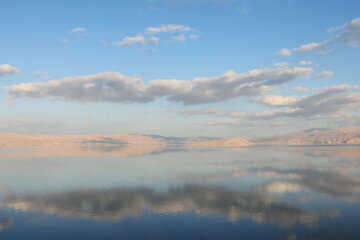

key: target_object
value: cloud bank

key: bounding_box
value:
[5,67,313,105]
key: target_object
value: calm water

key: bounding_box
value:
[1,146,360,239]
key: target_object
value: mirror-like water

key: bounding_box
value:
[1,146,360,239]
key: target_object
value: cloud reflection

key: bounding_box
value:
[1,185,318,226]
[0,218,13,231]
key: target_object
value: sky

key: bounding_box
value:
[1,0,360,138]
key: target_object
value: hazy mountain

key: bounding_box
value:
[1,127,359,157]
[178,127,360,147]
[184,137,253,147]
[0,133,166,157]
[253,126,360,146]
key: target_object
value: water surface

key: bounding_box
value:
[1,146,360,239]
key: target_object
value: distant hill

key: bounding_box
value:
[1,127,360,157]
[253,126,360,146]
[180,127,360,147]
[0,133,167,157]
[184,137,253,147]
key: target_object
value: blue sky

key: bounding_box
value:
[1,0,360,137]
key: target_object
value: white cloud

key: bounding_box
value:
[150,67,313,105]
[189,34,199,40]
[165,85,360,124]
[294,86,310,92]
[72,27,86,33]
[5,72,152,103]
[145,24,192,34]
[316,70,334,78]
[273,62,288,67]
[294,40,330,53]
[249,85,360,120]
[111,24,196,49]
[171,34,186,43]
[148,36,160,44]
[0,64,20,77]
[276,48,292,56]
[116,36,159,46]
[34,70,48,75]
[316,49,335,56]
[252,95,299,107]
[5,67,313,105]
[298,61,313,65]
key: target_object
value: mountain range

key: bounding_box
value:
[1,127,359,157]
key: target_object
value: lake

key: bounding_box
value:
[0,146,360,239]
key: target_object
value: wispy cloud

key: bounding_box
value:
[171,34,186,43]
[316,70,334,78]
[294,39,331,53]
[276,17,360,56]
[189,34,199,40]
[34,70,48,75]
[145,24,192,34]
[116,36,159,47]
[114,24,196,48]
[72,27,87,33]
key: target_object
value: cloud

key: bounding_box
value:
[294,40,330,53]
[293,86,310,92]
[189,34,199,40]
[34,70,48,75]
[278,17,360,55]
[5,72,152,103]
[171,34,186,43]
[5,67,313,105]
[335,17,360,46]
[273,62,288,67]
[316,49,335,56]
[145,24,192,34]
[251,95,299,107]
[298,61,313,65]
[160,67,313,105]
[116,36,159,46]
[111,24,196,49]
[250,85,360,119]
[316,70,334,78]
[276,48,292,56]
[168,85,360,123]
[152,108,245,118]
[72,27,86,33]
[0,64,20,77]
